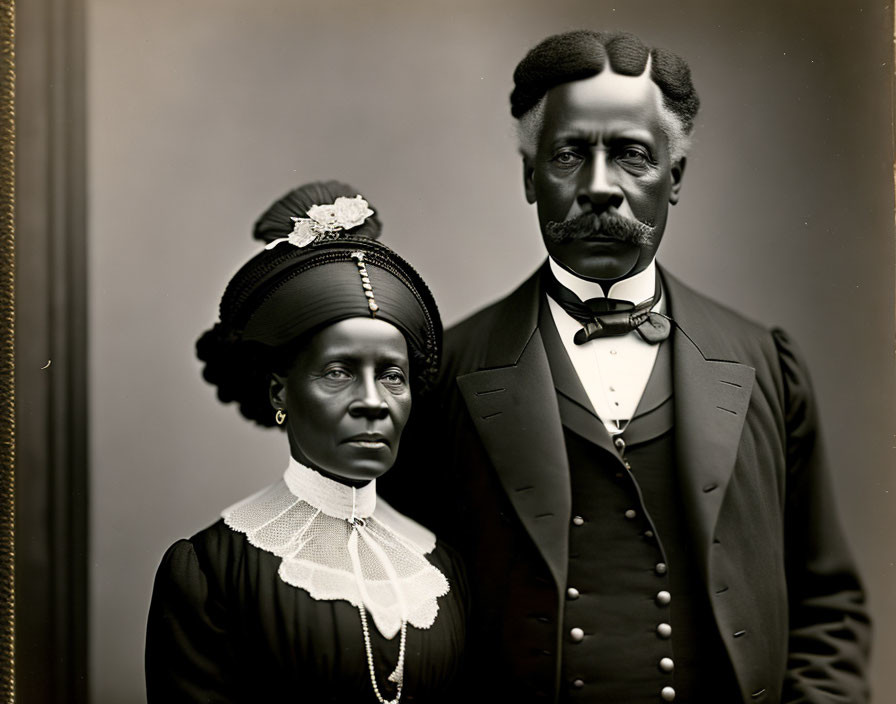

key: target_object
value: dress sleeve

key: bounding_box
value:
[145,538,240,703]
[773,329,872,703]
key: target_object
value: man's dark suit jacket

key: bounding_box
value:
[382,264,870,704]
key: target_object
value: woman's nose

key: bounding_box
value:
[348,373,388,420]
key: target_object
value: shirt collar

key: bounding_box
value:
[548,257,657,303]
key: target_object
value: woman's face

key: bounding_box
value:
[271,317,412,485]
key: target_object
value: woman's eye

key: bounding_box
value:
[380,370,407,385]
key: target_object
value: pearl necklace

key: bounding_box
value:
[350,497,407,704]
[359,602,407,704]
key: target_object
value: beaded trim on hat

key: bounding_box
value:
[351,251,379,315]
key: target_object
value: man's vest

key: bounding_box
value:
[540,303,741,703]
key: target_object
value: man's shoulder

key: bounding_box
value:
[441,269,541,370]
[664,271,766,332]
[440,293,511,379]
[661,268,784,369]
[445,295,509,342]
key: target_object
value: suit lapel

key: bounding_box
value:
[456,269,571,590]
[538,299,618,456]
[458,334,571,590]
[663,270,756,580]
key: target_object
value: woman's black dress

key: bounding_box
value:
[146,519,467,703]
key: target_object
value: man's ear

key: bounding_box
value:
[669,157,686,205]
[523,156,537,204]
[269,373,288,409]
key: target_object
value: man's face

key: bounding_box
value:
[524,70,685,281]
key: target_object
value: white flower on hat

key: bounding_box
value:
[286,218,320,248]
[332,195,374,229]
[266,195,375,250]
[305,203,340,230]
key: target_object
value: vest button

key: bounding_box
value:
[567,587,580,600]
[661,685,676,701]
[655,562,668,575]
[656,590,671,606]
[569,627,585,642]
[572,515,585,526]
[656,623,672,639]
[624,509,637,519]
[644,530,654,538]
[572,679,585,689]
[659,657,674,672]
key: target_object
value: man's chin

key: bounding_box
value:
[549,241,641,281]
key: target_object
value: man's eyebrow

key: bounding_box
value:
[606,130,657,144]
[550,128,658,145]
[551,129,596,142]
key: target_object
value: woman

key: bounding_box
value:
[145,182,465,703]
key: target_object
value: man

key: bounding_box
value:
[384,30,869,703]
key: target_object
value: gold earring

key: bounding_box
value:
[275,409,287,425]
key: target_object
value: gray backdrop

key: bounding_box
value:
[87,0,894,701]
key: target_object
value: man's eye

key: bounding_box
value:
[552,151,583,168]
[617,147,651,166]
[323,368,350,380]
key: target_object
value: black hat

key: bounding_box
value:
[197,182,441,426]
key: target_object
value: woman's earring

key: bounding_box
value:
[275,409,287,425]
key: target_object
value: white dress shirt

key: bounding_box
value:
[546,258,663,435]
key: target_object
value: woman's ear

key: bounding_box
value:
[269,373,288,409]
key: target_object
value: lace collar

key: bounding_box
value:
[222,458,449,638]
[282,456,378,520]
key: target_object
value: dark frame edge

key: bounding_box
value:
[12,0,88,699]
[0,0,14,701]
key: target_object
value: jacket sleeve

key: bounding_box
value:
[774,329,871,703]
[145,539,240,703]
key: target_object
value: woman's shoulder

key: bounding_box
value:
[430,538,462,566]
[430,538,468,586]
[425,539,469,620]
[188,517,245,551]
[155,519,252,584]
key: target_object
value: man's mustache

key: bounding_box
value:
[545,212,656,246]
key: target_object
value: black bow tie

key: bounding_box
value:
[543,267,672,345]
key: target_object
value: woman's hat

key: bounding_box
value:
[197,181,441,426]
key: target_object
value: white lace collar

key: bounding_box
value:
[282,456,378,520]
[222,458,449,639]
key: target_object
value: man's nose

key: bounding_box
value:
[348,373,389,420]
[578,152,624,211]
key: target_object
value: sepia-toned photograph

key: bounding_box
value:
[13,1,894,702]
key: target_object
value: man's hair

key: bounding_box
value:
[511,30,700,163]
